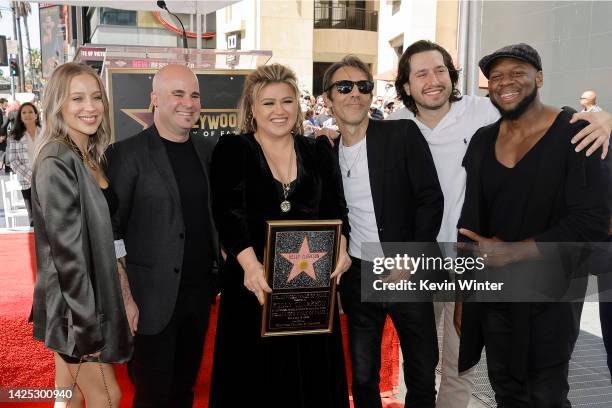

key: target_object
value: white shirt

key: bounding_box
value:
[388,95,500,242]
[24,128,40,162]
[339,136,382,260]
[582,105,602,113]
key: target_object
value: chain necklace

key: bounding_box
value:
[278,149,294,212]
[340,136,365,178]
[256,135,295,213]
[280,180,292,212]
[66,137,98,170]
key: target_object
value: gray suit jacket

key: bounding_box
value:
[106,125,219,335]
[32,141,133,362]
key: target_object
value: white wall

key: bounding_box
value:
[376,0,438,95]
[216,0,314,92]
[90,26,180,47]
[480,0,612,111]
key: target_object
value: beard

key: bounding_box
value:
[491,84,538,120]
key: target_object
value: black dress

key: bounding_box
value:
[209,133,350,408]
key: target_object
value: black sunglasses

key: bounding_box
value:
[326,80,374,94]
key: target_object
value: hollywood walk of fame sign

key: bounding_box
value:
[107,68,249,143]
[261,220,342,337]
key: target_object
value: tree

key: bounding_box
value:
[17,1,33,90]
[10,1,25,92]
[26,48,42,92]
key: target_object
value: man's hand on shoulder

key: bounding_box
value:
[314,127,338,147]
[570,110,612,159]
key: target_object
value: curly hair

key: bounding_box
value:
[395,40,462,114]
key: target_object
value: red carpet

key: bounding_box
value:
[0,232,401,407]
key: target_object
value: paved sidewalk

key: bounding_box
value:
[395,302,605,408]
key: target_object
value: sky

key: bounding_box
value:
[0,1,41,77]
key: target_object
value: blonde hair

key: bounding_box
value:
[34,62,112,166]
[237,63,304,135]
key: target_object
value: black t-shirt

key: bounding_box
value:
[481,130,548,242]
[161,136,213,292]
[101,187,119,216]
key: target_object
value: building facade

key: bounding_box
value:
[55,1,461,96]
[479,0,612,111]
[214,0,459,96]
[86,7,217,49]
[215,0,381,95]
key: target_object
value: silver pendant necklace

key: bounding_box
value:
[340,136,365,177]
[256,133,294,213]
[279,150,294,212]
[280,183,291,212]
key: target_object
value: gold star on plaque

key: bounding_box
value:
[280,236,327,283]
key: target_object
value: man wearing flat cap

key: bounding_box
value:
[455,43,610,406]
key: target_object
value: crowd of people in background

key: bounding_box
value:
[298,85,404,142]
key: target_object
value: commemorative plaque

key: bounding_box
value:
[261,220,342,337]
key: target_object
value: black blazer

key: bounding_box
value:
[106,125,220,335]
[334,119,443,245]
[32,142,132,363]
[457,111,610,378]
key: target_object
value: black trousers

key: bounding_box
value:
[21,188,33,226]
[339,257,438,408]
[483,305,571,408]
[128,288,211,408]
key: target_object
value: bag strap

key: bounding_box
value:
[66,357,83,408]
[66,356,113,408]
[97,356,113,407]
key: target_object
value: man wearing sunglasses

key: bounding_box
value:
[387,39,612,408]
[322,55,444,408]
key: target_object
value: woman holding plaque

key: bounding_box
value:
[210,64,351,407]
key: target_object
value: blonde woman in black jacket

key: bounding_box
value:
[31,63,132,407]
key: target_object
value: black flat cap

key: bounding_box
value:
[479,43,542,79]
